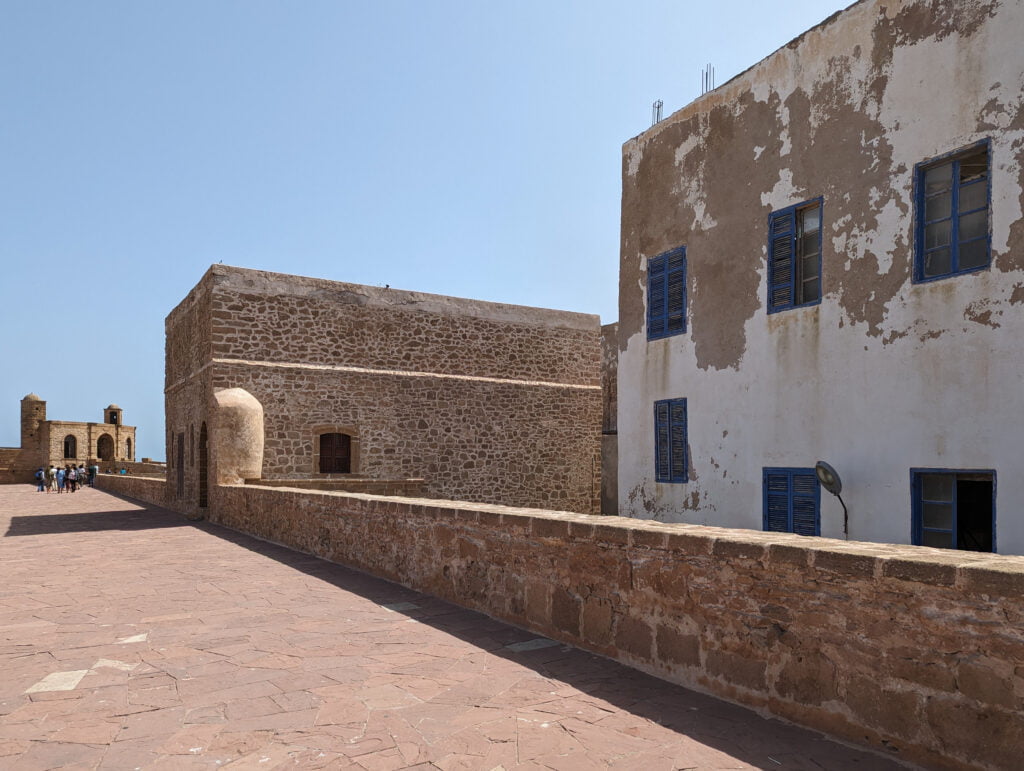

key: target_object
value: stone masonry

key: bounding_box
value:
[165,265,602,517]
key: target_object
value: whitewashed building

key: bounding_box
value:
[617,0,1024,554]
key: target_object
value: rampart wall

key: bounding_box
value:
[99,472,1023,771]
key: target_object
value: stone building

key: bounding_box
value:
[165,265,602,518]
[616,0,1024,553]
[0,394,136,482]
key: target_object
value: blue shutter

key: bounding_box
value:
[669,400,687,482]
[666,249,686,334]
[655,399,688,483]
[791,472,820,535]
[763,471,791,532]
[763,468,820,535]
[647,256,667,339]
[768,210,795,312]
[654,402,670,482]
[647,248,686,339]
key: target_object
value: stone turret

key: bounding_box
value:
[105,404,123,426]
[20,394,46,468]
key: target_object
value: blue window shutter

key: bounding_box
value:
[647,248,686,339]
[763,468,820,535]
[655,399,688,483]
[647,255,667,339]
[768,210,795,312]
[666,249,686,334]
[669,400,687,481]
[654,402,670,482]
[791,472,820,535]
[764,470,791,532]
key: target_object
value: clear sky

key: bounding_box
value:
[1,0,851,461]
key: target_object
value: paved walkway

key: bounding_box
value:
[0,485,908,770]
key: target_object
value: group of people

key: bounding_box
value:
[34,464,97,493]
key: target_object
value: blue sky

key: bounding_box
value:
[0,1,851,461]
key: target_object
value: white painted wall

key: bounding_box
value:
[617,0,1024,554]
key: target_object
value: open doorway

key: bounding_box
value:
[912,470,995,552]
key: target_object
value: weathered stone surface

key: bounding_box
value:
[99,475,1024,771]
[163,265,602,518]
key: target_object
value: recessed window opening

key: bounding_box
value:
[768,199,822,313]
[913,470,994,552]
[63,435,77,459]
[319,433,352,474]
[915,143,990,281]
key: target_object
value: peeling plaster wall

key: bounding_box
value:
[618,0,1024,553]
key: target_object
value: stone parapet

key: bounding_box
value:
[196,484,1021,771]
[96,474,169,508]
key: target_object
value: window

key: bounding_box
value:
[768,199,822,313]
[319,433,352,474]
[63,435,77,459]
[126,437,132,461]
[915,142,990,281]
[647,247,686,340]
[654,399,687,483]
[763,468,820,535]
[912,470,994,551]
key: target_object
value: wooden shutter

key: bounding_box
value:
[791,472,820,535]
[654,402,671,482]
[666,249,686,334]
[319,433,351,474]
[763,470,791,532]
[647,256,667,338]
[669,400,687,481]
[768,210,795,311]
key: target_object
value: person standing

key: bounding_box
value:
[35,467,45,492]
[46,465,56,493]
[68,465,77,492]
[89,463,98,487]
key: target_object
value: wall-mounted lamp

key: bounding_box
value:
[815,460,849,539]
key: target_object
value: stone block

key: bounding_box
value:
[551,588,581,638]
[655,624,700,668]
[704,649,767,692]
[614,615,653,660]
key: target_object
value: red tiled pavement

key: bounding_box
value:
[0,485,913,770]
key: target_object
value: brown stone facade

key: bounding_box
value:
[99,472,1024,771]
[165,265,602,517]
[0,395,137,483]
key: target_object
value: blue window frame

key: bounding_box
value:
[914,141,990,282]
[647,247,686,340]
[654,398,687,483]
[763,468,820,535]
[911,469,995,552]
[767,199,822,313]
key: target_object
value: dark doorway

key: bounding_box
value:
[126,437,132,461]
[97,434,114,461]
[319,433,351,474]
[198,423,208,508]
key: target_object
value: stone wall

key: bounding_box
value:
[187,483,1020,771]
[96,473,169,509]
[245,478,425,496]
[164,265,602,515]
[0,447,24,484]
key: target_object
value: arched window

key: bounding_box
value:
[97,434,114,461]
[319,433,351,474]
[63,435,77,459]
[126,437,132,461]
